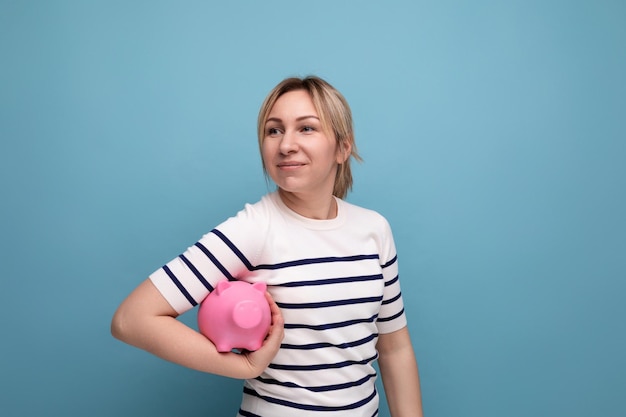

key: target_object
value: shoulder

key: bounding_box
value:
[235,193,275,219]
[340,199,392,230]
[214,193,278,234]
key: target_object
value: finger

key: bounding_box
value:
[265,291,284,327]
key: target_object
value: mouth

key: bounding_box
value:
[277,161,306,169]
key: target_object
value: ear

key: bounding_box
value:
[216,280,231,294]
[336,140,352,164]
[252,282,267,293]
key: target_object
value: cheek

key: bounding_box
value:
[261,142,272,166]
[329,145,344,164]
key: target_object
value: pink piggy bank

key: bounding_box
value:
[197,280,271,353]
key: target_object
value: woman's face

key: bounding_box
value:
[262,90,344,199]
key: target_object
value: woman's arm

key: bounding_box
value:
[377,326,424,417]
[111,279,284,379]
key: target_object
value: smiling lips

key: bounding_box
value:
[277,161,306,169]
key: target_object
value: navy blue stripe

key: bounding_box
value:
[279,273,382,288]
[277,296,382,310]
[255,372,376,393]
[284,314,378,330]
[212,228,380,272]
[281,333,378,350]
[385,275,399,287]
[255,254,379,271]
[238,409,261,417]
[211,228,255,270]
[377,308,405,323]
[381,255,397,269]
[162,265,196,306]
[179,254,214,292]
[269,353,378,371]
[382,292,402,306]
[194,241,235,280]
[243,386,377,412]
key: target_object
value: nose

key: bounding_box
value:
[279,129,298,154]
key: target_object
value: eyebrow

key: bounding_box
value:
[265,115,320,124]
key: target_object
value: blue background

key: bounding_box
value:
[1,1,625,416]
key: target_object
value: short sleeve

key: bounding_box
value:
[149,200,270,314]
[376,218,408,334]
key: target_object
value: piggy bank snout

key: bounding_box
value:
[233,300,263,329]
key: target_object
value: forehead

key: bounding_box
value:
[267,90,318,119]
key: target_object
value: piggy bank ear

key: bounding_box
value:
[252,282,267,293]
[216,280,231,295]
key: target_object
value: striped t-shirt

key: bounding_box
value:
[149,192,407,417]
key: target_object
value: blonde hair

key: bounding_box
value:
[257,76,362,199]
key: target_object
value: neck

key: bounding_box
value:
[278,189,338,220]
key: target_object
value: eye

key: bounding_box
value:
[301,125,316,133]
[266,127,282,136]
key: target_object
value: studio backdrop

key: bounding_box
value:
[1,1,624,416]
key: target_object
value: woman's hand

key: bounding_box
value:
[112,279,285,379]
[239,291,285,377]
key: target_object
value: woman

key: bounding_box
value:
[111,76,423,416]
